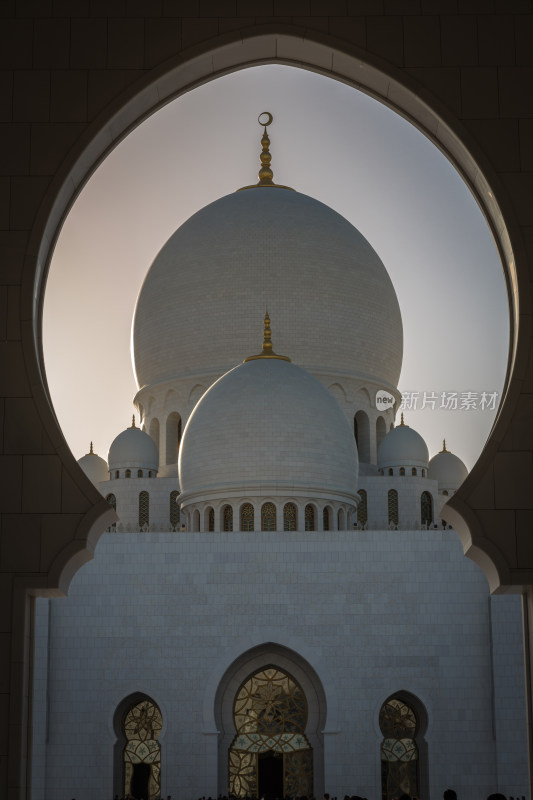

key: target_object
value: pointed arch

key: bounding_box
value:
[113,693,162,800]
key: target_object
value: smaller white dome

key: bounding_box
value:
[378,417,429,470]
[108,420,158,472]
[428,445,468,492]
[78,444,109,486]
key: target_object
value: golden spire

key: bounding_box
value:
[399,413,406,426]
[238,112,294,192]
[130,415,136,428]
[441,439,448,452]
[90,441,94,454]
[244,311,291,362]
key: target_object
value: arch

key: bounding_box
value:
[421,492,433,527]
[323,506,332,532]
[113,693,162,800]
[354,410,371,462]
[213,643,328,798]
[115,470,119,479]
[388,468,393,477]
[388,489,399,527]
[337,508,345,530]
[412,467,417,476]
[149,417,160,451]
[222,504,234,532]
[327,383,347,404]
[166,411,182,465]
[399,467,405,476]
[379,691,429,800]
[240,503,254,532]
[169,490,180,528]
[137,469,143,478]
[139,491,149,528]
[376,416,387,450]
[357,489,368,527]
[304,504,316,532]
[261,502,276,531]
[189,384,207,407]
[284,502,297,531]
[125,469,131,479]
[207,506,215,532]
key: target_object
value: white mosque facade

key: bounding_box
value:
[31,120,528,800]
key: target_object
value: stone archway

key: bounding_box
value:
[3,17,532,800]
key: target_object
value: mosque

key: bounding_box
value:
[31,116,528,800]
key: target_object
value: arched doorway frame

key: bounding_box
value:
[14,24,533,799]
[24,28,527,593]
[211,642,329,797]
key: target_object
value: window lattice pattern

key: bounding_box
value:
[241,503,254,532]
[388,490,399,526]
[358,490,368,526]
[170,490,180,527]
[421,491,433,526]
[304,504,315,531]
[379,698,419,800]
[284,503,297,531]
[106,493,116,532]
[208,507,215,531]
[223,505,233,531]
[122,698,162,800]
[139,491,149,528]
[261,502,276,531]
[323,507,330,531]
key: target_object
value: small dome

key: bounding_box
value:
[108,419,158,472]
[428,445,468,492]
[179,355,358,506]
[378,417,429,471]
[78,444,109,486]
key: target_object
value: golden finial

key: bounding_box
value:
[130,415,136,428]
[399,413,406,426]
[237,113,294,192]
[441,439,448,452]
[90,441,94,454]
[244,311,291,362]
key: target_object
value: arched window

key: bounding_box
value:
[422,469,426,477]
[399,467,405,476]
[240,503,254,532]
[412,467,417,476]
[358,489,368,526]
[139,491,149,528]
[223,505,233,532]
[323,506,331,531]
[106,493,116,532]
[229,667,312,798]
[388,468,393,476]
[149,417,159,449]
[261,502,276,531]
[166,411,182,465]
[115,470,119,479]
[208,507,215,532]
[421,491,433,526]
[388,489,399,526]
[121,697,162,800]
[379,696,421,800]
[304,504,315,531]
[125,469,131,478]
[376,415,387,450]
[338,508,345,530]
[169,490,180,528]
[137,469,143,478]
[149,470,154,478]
[354,410,370,461]
[283,503,297,531]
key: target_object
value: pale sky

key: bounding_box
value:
[43,65,509,472]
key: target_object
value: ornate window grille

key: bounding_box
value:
[208,507,215,531]
[304,504,315,531]
[388,489,399,526]
[323,507,330,531]
[241,503,254,532]
[399,467,405,476]
[122,698,162,800]
[358,490,368,526]
[261,502,276,531]
[379,697,419,800]
[223,505,233,531]
[139,491,149,528]
[421,492,433,526]
[170,490,180,528]
[106,493,116,532]
[284,503,297,531]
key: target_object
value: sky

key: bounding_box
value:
[43,65,509,471]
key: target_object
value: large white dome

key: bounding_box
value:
[378,419,429,471]
[108,423,159,472]
[428,447,468,491]
[133,187,403,391]
[178,356,358,505]
[78,446,108,485]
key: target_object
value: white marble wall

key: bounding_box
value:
[31,530,528,800]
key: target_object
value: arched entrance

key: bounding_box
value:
[114,695,163,800]
[379,693,429,800]
[229,667,313,798]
